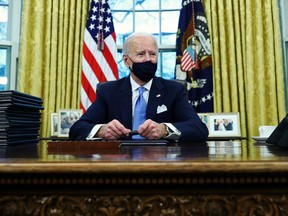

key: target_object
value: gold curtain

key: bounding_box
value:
[18,0,90,138]
[203,0,286,138]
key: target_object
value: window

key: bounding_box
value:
[0,0,21,91]
[110,0,181,79]
[0,46,10,90]
[0,0,9,90]
[0,0,8,41]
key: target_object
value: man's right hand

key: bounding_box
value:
[96,119,131,140]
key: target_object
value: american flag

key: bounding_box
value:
[81,0,118,112]
[181,49,196,71]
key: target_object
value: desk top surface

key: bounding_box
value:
[0,139,288,164]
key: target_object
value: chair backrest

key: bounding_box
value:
[173,79,188,95]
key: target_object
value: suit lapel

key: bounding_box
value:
[117,77,164,128]
[118,78,133,129]
[146,78,164,120]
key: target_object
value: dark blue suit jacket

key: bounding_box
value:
[69,76,209,142]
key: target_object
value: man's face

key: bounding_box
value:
[123,36,158,68]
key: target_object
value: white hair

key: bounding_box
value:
[123,32,158,55]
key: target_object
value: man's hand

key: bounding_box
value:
[137,119,168,139]
[97,120,131,140]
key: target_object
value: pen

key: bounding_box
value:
[128,130,139,136]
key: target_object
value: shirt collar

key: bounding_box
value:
[130,75,153,92]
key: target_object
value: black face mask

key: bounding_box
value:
[129,59,157,82]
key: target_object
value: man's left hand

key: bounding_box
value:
[137,119,167,139]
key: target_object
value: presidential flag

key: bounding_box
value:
[81,0,118,112]
[176,0,213,112]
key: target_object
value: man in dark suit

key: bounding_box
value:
[69,32,208,142]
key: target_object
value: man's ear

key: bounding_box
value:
[123,54,129,67]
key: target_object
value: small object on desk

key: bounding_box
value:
[252,136,268,142]
[128,130,139,136]
[252,125,276,143]
[258,125,276,137]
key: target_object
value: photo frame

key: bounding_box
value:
[50,113,58,137]
[57,109,83,137]
[207,112,241,138]
[198,113,209,127]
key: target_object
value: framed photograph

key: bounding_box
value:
[207,112,241,138]
[58,109,83,137]
[198,113,209,127]
[50,113,58,137]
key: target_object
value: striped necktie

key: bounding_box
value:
[132,87,146,139]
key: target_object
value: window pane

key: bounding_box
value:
[0,47,9,90]
[117,52,130,79]
[113,12,133,46]
[135,0,159,10]
[135,12,159,33]
[162,11,179,33]
[161,0,181,10]
[161,33,177,46]
[159,51,176,79]
[0,5,8,40]
[110,0,133,10]
[161,11,179,45]
[283,0,288,37]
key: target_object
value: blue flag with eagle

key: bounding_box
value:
[176,0,213,112]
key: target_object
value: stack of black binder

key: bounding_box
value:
[0,91,44,145]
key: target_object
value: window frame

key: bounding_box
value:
[111,0,181,79]
[0,0,21,90]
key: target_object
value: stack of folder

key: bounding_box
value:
[0,90,44,145]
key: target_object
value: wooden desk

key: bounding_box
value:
[0,140,288,215]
